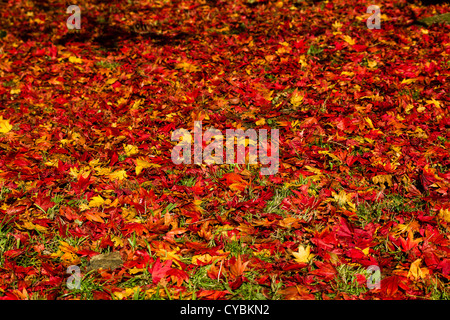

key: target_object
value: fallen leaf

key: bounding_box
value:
[292,245,314,263]
[135,157,160,175]
[124,144,139,157]
[108,169,127,181]
[407,258,429,281]
[89,195,105,207]
[0,116,12,133]
[255,118,266,126]
[438,208,450,223]
[69,56,83,63]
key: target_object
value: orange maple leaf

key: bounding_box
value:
[222,173,248,192]
[85,210,107,223]
[229,255,250,278]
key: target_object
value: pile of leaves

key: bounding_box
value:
[0,0,449,300]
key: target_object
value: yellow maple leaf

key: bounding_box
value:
[292,245,314,263]
[343,35,355,45]
[372,174,393,187]
[216,26,230,33]
[111,235,124,247]
[51,241,80,264]
[106,78,118,85]
[332,190,348,205]
[175,61,198,72]
[365,117,374,129]
[332,21,342,29]
[50,250,62,259]
[290,91,304,108]
[112,291,126,300]
[108,169,127,181]
[276,42,290,55]
[318,150,342,163]
[332,190,356,211]
[113,287,139,300]
[298,55,308,68]
[393,223,410,236]
[59,241,78,253]
[367,60,378,69]
[94,167,111,175]
[121,206,137,221]
[438,208,450,223]
[44,159,59,167]
[22,221,47,233]
[253,249,271,257]
[69,56,83,64]
[192,253,214,265]
[61,251,80,264]
[129,267,144,274]
[131,99,143,110]
[304,165,322,175]
[124,144,139,157]
[401,79,415,84]
[340,71,354,77]
[89,159,101,167]
[109,198,119,207]
[89,195,105,207]
[159,249,182,264]
[425,98,441,108]
[417,105,426,113]
[0,116,12,134]
[404,104,414,113]
[255,118,266,126]
[407,258,429,280]
[79,203,90,211]
[135,157,160,175]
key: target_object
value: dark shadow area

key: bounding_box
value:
[13,0,197,50]
[416,0,450,4]
[56,24,134,49]
[56,23,194,50]
[244,0,269,7]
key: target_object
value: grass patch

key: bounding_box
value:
[224,239,254,257]
[95,60,121,69]
[355,193,427,227]
[329,264,373,297]
[0,215,16,268]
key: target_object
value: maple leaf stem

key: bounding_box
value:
[326,140,348,149]
[163,285,172,300]
[185,217,215,225]
[218,259,223,281]
[35,204,47,214]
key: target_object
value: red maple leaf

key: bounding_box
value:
[149,258,172,284]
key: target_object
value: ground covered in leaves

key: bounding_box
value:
[0,0,449,300]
